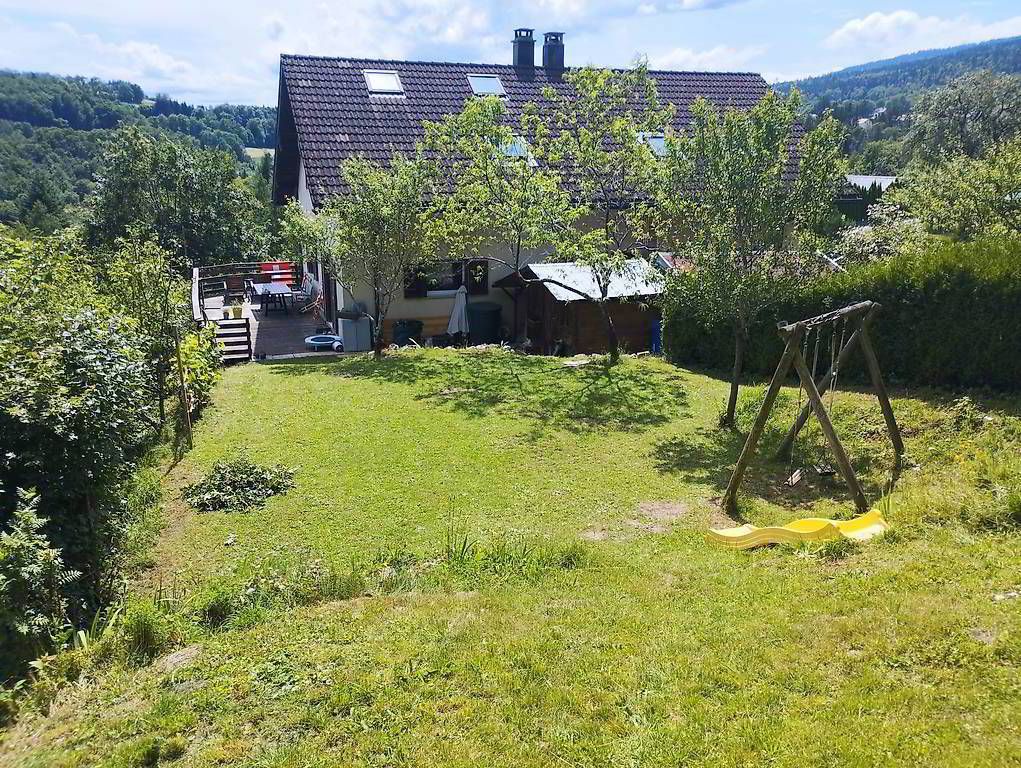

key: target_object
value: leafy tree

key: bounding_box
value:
[107,234,190,426]
[85,127,267,270]
[909,70,1021,162]
[281,154,436,358]
[1,229,151,640]
[893,135,1021,238]
[657,91,846,426]
[524,63,671,363]
[423,96,577,340]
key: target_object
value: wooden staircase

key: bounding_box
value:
[213,317,252,364]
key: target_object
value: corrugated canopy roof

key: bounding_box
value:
[523,259,664,302]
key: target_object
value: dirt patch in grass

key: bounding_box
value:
[707,501,741,531]
[154,644,201,675]
[638,501,690,521]
[579,526,613,541]
[580,501,693,541]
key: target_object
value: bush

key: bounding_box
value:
[178,324,221,414]
[664,236,1021,390]
[120,600,177,663]
[0,492,78,676]
[182,453,295,513]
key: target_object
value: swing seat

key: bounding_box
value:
[708,509,889,550]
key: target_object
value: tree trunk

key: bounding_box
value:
[372,312,385,360]
[723,322,746,428]
[154,363,166,427]
[599,301,621,365]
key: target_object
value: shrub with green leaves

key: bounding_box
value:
[178,323,221,414]
[664,235,1021,390]
[183,453,295,513]
[0,492,78,676]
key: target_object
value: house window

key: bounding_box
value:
[427,261,464,294]
[404,260,489,298]
[638,132,667,157]
[501,135,537,167]
[467,74,506,97]
[363,69,404,95]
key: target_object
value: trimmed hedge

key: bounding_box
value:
[663,237,1021,390]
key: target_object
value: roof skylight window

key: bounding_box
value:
[363,69,404,95]
[467,74,506,97]
[639,132,667,157]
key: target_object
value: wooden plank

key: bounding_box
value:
[774,319,864,460]
[721,326,802,515]
[859,315,904,459]
[791,347,870,513]
[777,300,873,333]
[191,267,203,322]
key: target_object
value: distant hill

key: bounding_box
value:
[778,35,1021,112]
[0,70,277,232]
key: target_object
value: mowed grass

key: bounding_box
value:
[3,349,1020,767]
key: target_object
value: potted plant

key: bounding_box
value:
[221,307,230,319]
[230,301,243,319]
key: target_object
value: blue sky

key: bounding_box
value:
[2,1,1020,105]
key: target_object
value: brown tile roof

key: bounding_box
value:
[279,54,772,207]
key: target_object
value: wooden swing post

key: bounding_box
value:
[774,303,903,462]
[722,300,898,517]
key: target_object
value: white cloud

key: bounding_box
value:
[0,0,756,104]
[825,10,1021,56]
[651,43,765,71]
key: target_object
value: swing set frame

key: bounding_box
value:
[722,300,904,515]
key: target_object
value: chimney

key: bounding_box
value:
[513,28,534,70]
[543,32,564,72]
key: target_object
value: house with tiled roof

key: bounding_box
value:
[272,29,772,352]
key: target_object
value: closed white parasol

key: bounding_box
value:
[447,284,470,336]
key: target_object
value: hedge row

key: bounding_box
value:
[663,237,1021,390]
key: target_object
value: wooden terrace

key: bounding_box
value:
[191,261,332,362]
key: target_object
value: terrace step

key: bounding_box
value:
[212,317,252,364]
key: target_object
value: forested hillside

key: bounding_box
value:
[778,35,1021,173]
[0,71,276,232]
[781,35,1021,119]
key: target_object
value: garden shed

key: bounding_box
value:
[496,259,663,355]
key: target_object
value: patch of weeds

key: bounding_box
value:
[796,537,861,563]
[885,631,988,671]
[190,559,368,629]
[964,445,1021,532]
[0,680,25,726]
[116,734,187,767]
[123,467,165,572]
[439,526,591,585]
[119,600,183,665]
[182,452,295,513]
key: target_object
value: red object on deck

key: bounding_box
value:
[260,261,296,283]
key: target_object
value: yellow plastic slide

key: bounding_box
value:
[708,509,889,550]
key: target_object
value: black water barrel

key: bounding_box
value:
[466,302,501,345]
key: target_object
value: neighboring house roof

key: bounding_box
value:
[274,53,771,207]
[846,174,897,192]
[522,259,663,302]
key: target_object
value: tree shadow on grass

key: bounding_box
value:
[652,383,905,519]
[264,350,689,439]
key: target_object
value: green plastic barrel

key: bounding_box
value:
[466,301,501,345]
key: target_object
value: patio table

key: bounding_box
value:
[252,282,293,314]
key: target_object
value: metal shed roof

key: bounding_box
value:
[525,259,664,302]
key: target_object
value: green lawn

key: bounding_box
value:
[3,349,1020,767]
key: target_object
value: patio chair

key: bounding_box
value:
[244,279,260,310]
[297,275,322,315]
